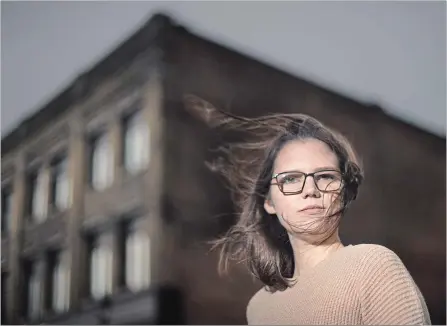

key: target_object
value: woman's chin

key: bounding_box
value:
[282,218,324,234]
[282,216,338,240]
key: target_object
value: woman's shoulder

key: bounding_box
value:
[346,243,401,262]
[349,242,397,253]
[347,244,431,324]
[346,243,410,279]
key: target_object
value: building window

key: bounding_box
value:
[48,251,70,313]
[123,110,149,174]
[50,156,70,211]
[25,260,42,321]
[1,185,13,233]
[1,272,7,324]
[89,133,114,191]
[124,223,150,292]
[89,237,113,300]
[27,169,48,223]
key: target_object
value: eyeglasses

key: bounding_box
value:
[271,169,343,195]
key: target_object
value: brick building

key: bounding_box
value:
[1,13,445,325]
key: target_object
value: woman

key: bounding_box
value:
[184,95,431,325]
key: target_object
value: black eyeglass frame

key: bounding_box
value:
[270,169,344,196]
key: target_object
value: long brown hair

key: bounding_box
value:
[184,95,364,292]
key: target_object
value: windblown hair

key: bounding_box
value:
[184,95,364,292]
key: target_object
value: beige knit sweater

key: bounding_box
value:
[247,244,431,325]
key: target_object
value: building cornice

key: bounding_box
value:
[1,13,173,156]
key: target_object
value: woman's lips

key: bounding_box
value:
[299,205,324,213]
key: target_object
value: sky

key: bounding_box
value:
[1,1,446,137]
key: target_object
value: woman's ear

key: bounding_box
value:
[264,196,276,215]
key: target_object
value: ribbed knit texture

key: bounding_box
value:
[246,244,431,325]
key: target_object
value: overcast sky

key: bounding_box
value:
[1,1,446,137]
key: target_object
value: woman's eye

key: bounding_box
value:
[318,173,335,180]
[282,175,301,184]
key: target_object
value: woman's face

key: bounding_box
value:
[264,138,343,235]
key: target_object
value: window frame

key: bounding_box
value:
[1,184,13,233]
[49,153,70,212]
[1,272,8,324]
[122,218,150,293]
[88,131,114,191]
[47,249,70,314]
[26,167,48,223]
[122,109,150,175]
[22,259,42,322]
[87,234,113,301]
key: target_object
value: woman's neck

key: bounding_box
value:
[289,231,344,278]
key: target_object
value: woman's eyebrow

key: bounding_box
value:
[313,166,338,172]
[275,166,338,174]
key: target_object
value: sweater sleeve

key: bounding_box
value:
[358,245,431,325]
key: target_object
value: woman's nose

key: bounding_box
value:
[301,175,320,198]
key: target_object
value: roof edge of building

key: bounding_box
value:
[172,26,446,144]
[1,12,175,156]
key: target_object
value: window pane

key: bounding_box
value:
[91,135,114,191]
[90,243,113,300]
[105,248,113,296]
[92,139,101,189]
[90,247,100,299]
[1,187,12,232]
[28,263,41,320]
[64,266,71,312]
[55,174,69,210]
[53,264,63,312]
[52,253,69,313]
[124,112,149,174]
[125,234,134,290]
[142,235,150,289]
[136,123,149,168]
[53,158,70,211]
[126,230,150,292]
[98,248,105,296]
[2,273,7,324]
[141,233,150,289]
[32,171,48,222]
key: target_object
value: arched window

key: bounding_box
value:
[29,169,48,222]
[90,133,114,191]
[27,262,42,320]
[1,185,13,232]
[52,251,70,313]
[51,157,71,211]
[123,111,150,174]
[90,243,113,300]
[125,229,150,292]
